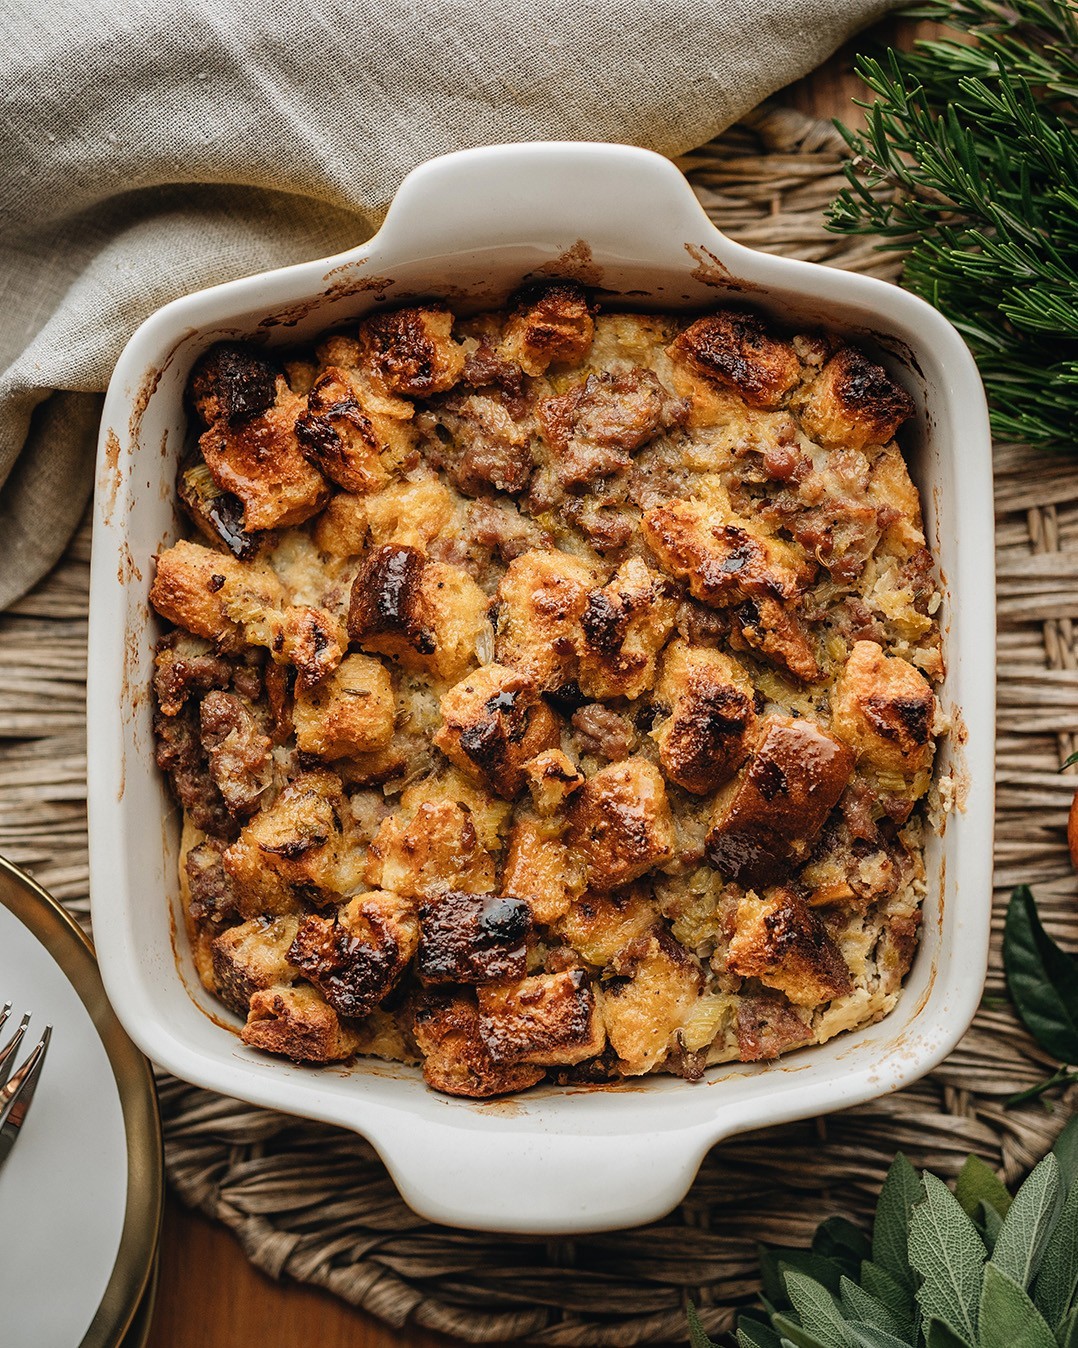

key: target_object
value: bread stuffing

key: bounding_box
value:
[153,284,943,1097]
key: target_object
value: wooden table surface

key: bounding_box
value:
[145,17,919,1347]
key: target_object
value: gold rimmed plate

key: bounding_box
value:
[0,856,162,1346]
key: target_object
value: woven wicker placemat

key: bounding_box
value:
[2,104,1075,1346]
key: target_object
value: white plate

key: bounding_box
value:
[0,858,162,1347]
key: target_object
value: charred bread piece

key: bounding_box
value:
[706,715,855,887]
[667,309,801,409]
[492,549,596,691]
[577,557,678,700]
[190,342,279,427]
[242,984,360,1063]
[293,653,395,759]
[347,544,488,682]
[569,757,675,892]
[365,799,497,898]
[413,990,545,1097]
[211,915,301,1017]
[727,887,853,1006]
[477,970,605,1066]
[602,930,704,1075]
[287,890,419,1018]
[652,640,757,794]
[523,748,585,817]
[499,280,595,375]
[356,305,466,397]
[829,640,936,784]
[294,365,414,494]
[797,347,915,451]
[434,663,560,799]
[415,890,531,985]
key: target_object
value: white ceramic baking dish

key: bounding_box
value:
[87,142,995,1235]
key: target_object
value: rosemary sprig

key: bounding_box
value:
[828,0,1078,451]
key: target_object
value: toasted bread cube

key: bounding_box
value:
[293,653,395,759]
[601,931,703,1075]
[347,544,488,682]
[242,984,360,1063]
[357,305,466,397]
[499,280,594,376]
[493,549,596,691]
[242,604,347,689]
[478,970,605,1066]
[652,641,757,794]
[667,309,800,409]
[502,815,584,925]
[365,478,456,551]
[287,890,419,1018]
[224,769,350,913]
[706,716,855,888]
[735,991,812,1062]
[396,767,512,852]
[190,343,279,427]
[830,641,936,782]
[577,558,678,700]
[523,748,584,816]
[365,800,496,898]
[569,758,675,892]
[434,663,560,799]
[798,347,914,451]
[556,891,658,967]
[312,492,369,558]
[727,887,852,1006]
[199,376,330,530]
[150,539,286,645]
[294,366,400,494]
[413,990,545,1097]
[211,915,300,1016]
[868,443,926,558]
[416,890,531,985]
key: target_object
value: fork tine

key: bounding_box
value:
[0,1003,11,1035]
[0,1015,30,1090]
[0,1025,52,1136]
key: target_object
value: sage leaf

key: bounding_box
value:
[1004,886,1078,1064]
[991,1152,1062,1289]
[872,1155,923,1292]
[1059,1306,1078,1348]
[981,1201,1005,1253]
[922,1322,971,1348]
[839,1277,905,1337]
[737,1320,783,1348]
[954,1154,1012,1222]
[687,1301,719,1348]
[908,1173,986,1346]
[815,1218,872,1274]
[770,1312,835,1348]
[784,1272,852,1348]
[978,1262,1057,1348]
[762,1247,845,1305]
[1053,1113,1078,1191]
[1031,1180,1078,1330]
[859,1262,916,1338]
[845,1327,913,1348]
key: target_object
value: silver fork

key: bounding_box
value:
[0,1002,51,1174]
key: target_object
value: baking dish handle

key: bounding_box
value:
[369,141,729,268]
[373,1117,710,1233]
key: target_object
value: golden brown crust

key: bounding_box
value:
[242,984,360,1063]
[294,366,397,494]
[211,915,300,1017]
[478,969,605,1066]
[150,539,285,646]
[577,557,678,700]
[523,748,585,817]
[797,348,914,451]
[413,989,545,1097]
[569,758,675,892]
[357,305,466,397]
[667,309,801,409]
[287,890,418,1017]
[293,653,395,759]
[434,663,560,799]
[706,716,855,888]
[652,640,757,794]
[830,640,936,780]
[492,549,596,691]
[365,799,496,898]
[499,280,595,376]
[501,814,583,925]
[727,887,853,1006]
[602,930,703,1075]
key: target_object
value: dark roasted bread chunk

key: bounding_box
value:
[416,890,531,985]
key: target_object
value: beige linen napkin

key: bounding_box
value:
[0,0,901,608]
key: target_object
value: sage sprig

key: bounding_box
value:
[687,1114,1078,1348]
[1004,886,1078,1103]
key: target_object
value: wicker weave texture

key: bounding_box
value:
[0,105,1074,1345]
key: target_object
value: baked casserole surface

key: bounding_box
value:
[149,282,943,1098]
